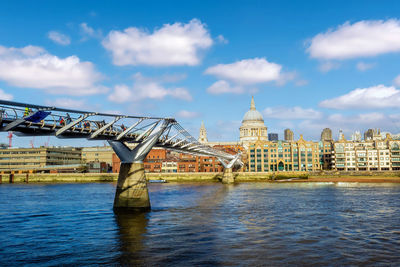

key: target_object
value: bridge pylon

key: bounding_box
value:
[218,152,242,184]
[109,120,170,212]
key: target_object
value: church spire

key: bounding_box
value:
[198,121,208,144]
[250,96,256,110]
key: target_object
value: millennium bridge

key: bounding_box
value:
[0,100,242,212]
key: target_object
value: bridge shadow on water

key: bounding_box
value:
[114,211,149,266]
[113,183,235,266]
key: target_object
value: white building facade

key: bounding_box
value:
[332,136,400,171]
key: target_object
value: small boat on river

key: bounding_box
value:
[148,179,168,183]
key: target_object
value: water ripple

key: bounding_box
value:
[0,182,400,266]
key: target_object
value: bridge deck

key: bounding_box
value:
[0,100,240,162]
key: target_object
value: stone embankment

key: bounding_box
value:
[1,171,400,183]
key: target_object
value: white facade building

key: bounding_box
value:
[332,136,400,171]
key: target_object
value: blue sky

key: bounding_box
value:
[1,0,400,147]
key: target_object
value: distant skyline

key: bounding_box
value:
[1,0,400,147]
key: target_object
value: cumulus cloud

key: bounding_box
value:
[0,45,106,96]
[205,58,282,85]
[108,73,192,103]
[176,110,200,119]
[319,85,400,109]
[102,19,213,66]
[206,80,246,94]
[263,106,322,120]
[216,34,228,44]
[307,19,400,60]
[47,31,71,45]
[80,22,102,39]
[356,62,375,71]
[394,74,400,86]
[295,79,308,86]
[46,98,86,109]
[318,62,340,72]
[0,89,13,100]
[107,85,132,103]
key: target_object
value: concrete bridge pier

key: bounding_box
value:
[222,167,234,184]
[113,162,150,212]
[219,152,242,184]
[109,120,170,212]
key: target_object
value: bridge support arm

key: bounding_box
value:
[56,113,95,136]
[90,116,123,139]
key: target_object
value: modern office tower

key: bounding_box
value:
[268,133,278,141]
[284,129,294,141]
[321,128,333,141]
[364,128,381,141]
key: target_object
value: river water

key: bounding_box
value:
[0,182,399,266]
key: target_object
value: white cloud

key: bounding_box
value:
[205,58,282,85]
[176,110,200,119]
[108,85,132,103]
[318,62,340,72]
[308,19,400,60]
[80,22,102,39]
[394,74,400,86]
[108,73,192,103]
[45,98,86,109]
[356,62,375,71]
[297,112,397,140]
[102,19,213,66]
[295,79,308,86]
[216,34,228,44]
[263,106,322,120]
[320,85,400,109]
[206,80,245,94]
[0,45,106,96]
[47,31,71,45]
[0,89,13,100]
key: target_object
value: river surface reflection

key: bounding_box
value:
[1,182,400,266]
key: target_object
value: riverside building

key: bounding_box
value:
[247,135,321,172]
[81,146,114,165]
[0,146,82,171]
[331,134,400,171]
